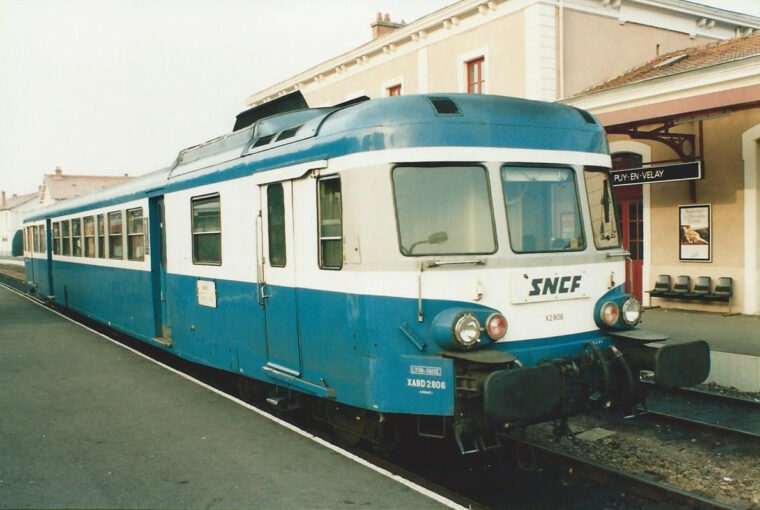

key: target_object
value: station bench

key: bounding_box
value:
[647,275,733,303]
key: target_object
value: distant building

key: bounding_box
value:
[0,191,38,256]
[39,167,132,206]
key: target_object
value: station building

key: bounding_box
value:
[245,0,760,315]
[566,33,760,316]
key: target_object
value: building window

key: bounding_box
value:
[126,208,145,261]
[108,211,123,259]
[61,220,71,256]
[317,176,342,269]
[466,57,485,94]
[83,216,95,257]
[191,194,221,265]
[267,184,286,268]
[387,84,402,96]
[53,222,61,255]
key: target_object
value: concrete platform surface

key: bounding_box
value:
[639,308,760,357]
[0,285,452,509]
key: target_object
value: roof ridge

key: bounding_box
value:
[574,31,760,96]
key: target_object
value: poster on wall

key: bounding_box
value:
[679,204,711,262]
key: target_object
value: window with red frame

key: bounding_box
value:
[466,57,485,94]
[387,84,402,96]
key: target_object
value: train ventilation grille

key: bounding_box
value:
[429,97,461,115]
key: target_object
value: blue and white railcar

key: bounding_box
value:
[24,94,709,452]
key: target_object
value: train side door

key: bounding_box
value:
[149,196,171,346]
[258,181,301,375]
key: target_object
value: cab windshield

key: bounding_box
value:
[583,166,620,249]
[392,165,496,256]
[501,165,585,253]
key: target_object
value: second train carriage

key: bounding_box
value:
[23,94,710,452]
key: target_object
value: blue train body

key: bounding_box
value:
[23,94,709,451]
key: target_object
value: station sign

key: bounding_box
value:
[611,161,701,187]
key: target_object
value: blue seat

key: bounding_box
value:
[684,276,711,299]
[648,274,671,298]
[662,275,690,298]
[704,277,733,302]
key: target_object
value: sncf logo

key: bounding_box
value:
[529,275,583,296]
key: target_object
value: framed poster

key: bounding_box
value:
[679,204,711,262]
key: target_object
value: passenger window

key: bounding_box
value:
[33,225,39,253]
[502,165,585,253]
[61,220,71,256]
[71,219,82,256]
[267,184,286,267]
[127,208,145,261]
[191,194,221,265]
[393,165,496,256]
[97,214,106,258]
[108,211,123,259]
[53,222,61,255]
[84,216,95,257]
[40,224,47,253]
[317,176,342,269]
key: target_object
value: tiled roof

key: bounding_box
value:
[578,32,760,95]
[43,173,133,201]
[0,192,37,210]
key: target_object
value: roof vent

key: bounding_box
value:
[276,125,302,141]
[572,107,597,125]
[429,97,460,115]
[252,134,275,148]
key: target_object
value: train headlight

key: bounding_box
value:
[621,297,641,326]
[599,301,620,327]
[453,314,481,348]
[485,313,508,340]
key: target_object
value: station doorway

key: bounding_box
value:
[612,152,644,301]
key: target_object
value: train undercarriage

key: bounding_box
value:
[237,334,710,455]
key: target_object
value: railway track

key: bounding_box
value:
[641,382,760,443]
[499,434,742,510]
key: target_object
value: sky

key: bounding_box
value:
[1,0,759,197]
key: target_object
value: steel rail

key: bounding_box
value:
[638,409,760,443]
[499,435,743,510]
[642,380,760,410]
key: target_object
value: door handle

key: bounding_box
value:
[260,283,270,302]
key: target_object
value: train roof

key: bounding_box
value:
[26,94,607,222]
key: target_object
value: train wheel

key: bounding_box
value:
[237,376,266,404]
[326,404,371,448]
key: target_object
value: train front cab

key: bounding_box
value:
[333,156,712,452]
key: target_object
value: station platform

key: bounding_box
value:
[639,307,760,392]
[0,284,454,509]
